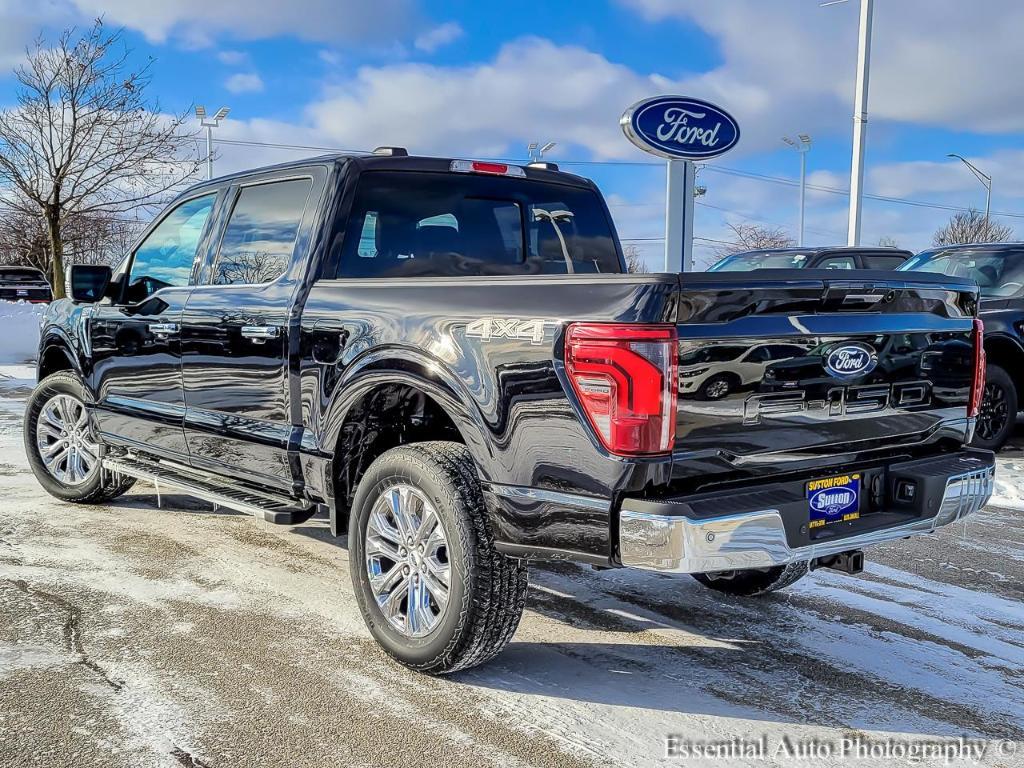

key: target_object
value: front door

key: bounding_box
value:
[89,192,219,459]
[181,174,320,490]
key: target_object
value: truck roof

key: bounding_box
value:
[184,151,594,195]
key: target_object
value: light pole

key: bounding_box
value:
[823,0,874,245]
[528,141,556,164]
[948,153,992,227]
[782,134,812,246]
[196,105,230,180]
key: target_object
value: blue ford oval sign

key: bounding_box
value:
[824,342,878,379]
[620,96,740,160]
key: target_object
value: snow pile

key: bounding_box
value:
[0,300,45,364]
[991,456,1024,510]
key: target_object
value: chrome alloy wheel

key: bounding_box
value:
[365,484,451,638]
[705,378,730,399]
[35,394,100,486]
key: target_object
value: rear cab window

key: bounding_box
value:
[862,254,908,270]
[337,171,623,278]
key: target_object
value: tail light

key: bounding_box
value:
[968,318,986,418]
[564,323,678,456]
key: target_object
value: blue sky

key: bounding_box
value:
[2,0,1023,269]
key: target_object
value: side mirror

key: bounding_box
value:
[69,264,113,303]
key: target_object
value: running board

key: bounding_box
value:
[103,455,315,525]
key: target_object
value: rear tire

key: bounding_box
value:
[692,561,809,596]
[24,371,135,503]
[348,441,528,674]
[972,363,1017,451]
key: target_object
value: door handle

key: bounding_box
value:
[241,325,281,343]
[148,322,179,338]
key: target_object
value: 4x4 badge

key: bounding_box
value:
[466,318,554,345]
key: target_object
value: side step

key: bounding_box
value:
[104,455,315,525]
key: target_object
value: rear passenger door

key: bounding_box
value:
[180,170,325,490]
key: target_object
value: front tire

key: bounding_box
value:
[972,363,1017,451]
[699,373,734,401]
[692,561,810,596]
[24,371,135,503]
[349,441,528,674]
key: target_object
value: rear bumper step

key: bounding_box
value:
[104,455,314,525]
[618,449,995,574]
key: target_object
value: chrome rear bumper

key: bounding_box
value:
[619,451,995,574]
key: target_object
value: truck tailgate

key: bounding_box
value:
[672,270,980,489]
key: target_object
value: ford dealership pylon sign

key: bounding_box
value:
[620,95,740,160]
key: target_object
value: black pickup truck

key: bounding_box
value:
[25,151,994,674]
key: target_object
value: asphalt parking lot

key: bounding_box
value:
[1,366,1023,768]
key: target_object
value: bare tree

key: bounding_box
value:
[623,244,649,273]
[933,209,1013,247]
[215,250,287,285]
[715,222,795,261]
[0,205,144,272]
[0,207,49,271]
[0,21,201,297]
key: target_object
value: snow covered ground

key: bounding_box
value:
[1,328,1023,766]
[0,300,45,365]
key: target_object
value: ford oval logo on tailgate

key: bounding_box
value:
[620,96,740,160]
[824,343,877,379]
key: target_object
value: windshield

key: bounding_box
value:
[899,247,1024,298]
[709,250,812,271]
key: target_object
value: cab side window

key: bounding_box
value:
[212,178,313,285]
[123,194,216,304]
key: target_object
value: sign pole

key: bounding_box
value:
[664,158,695,272]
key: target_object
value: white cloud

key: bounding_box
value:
[217,50,249,66]
[413,22,463,53]
[67,0,418,47]
[224,72,264,94]
[304,37,697,160]
[0,0,68,69]
[619,0,1024,136]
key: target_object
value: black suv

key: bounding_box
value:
[710,246,912,272]
[900,243,1024,450]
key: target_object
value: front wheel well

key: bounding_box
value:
[38,343,76,381]
[333,383,466,511]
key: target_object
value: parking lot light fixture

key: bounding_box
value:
[948,153,993,227]
[196,105,231,180]
[782,134,812,246]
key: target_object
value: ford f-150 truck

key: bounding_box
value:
[25,150,995,674]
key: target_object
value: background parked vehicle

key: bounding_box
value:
[0,266,52,303]
[899,243,1024,450]
[709,246,912,272]
[681,342,812,399]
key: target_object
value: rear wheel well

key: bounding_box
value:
[38,344,76,381]
[984,336,1024,399]
[333,383,465,511]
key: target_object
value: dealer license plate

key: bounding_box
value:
[807,473,861,530]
